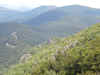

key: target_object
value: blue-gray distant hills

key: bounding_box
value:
[0,6,56,23]
[24,5,100,37]
[0,5,100,73]
[25,5,100,26]
[0,7,21,22]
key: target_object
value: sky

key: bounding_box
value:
[0,0,100,10]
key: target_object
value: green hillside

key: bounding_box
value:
[1,5,100,72]
[5,23,100,75]
[0,22,47,73]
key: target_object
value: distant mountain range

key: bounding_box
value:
[0,5,100,73]
[25,5,100,26]
[0,7,21,22]
[0,6,56,23]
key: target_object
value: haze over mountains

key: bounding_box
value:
[0,5,100,74]
[0,6,56,23]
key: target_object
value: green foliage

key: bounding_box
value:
[5,23,100,75]
[1,5,100,73]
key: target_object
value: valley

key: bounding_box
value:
[0,5,100,75]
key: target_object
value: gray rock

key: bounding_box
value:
[19,54,32,63]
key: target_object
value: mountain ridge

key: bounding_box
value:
[25,5,100,26]
[1,5,100,75]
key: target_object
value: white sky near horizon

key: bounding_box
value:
[0,0,100,10]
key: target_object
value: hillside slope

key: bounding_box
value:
[14,6,56,23]
[0,7,21,23]
[5,23,100,75]
[25,5,100,26]
[0,6,56,23]
[0,22,47,73]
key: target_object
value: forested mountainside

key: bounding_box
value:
[25,5,100,26]
[0,22,50,73]
[1,5,100,74]
[0,22,34,73]
[5,23,100,75]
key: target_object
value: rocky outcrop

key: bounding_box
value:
[5,32,18,48]
[6,42,16,48]
[50,40,79,61]
[19,54,32,63]
[64,40,79,50]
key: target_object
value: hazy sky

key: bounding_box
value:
[0,0,100,10]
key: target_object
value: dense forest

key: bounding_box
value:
[5,23,100,75]
[0,4,100,75]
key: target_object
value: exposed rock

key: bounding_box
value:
[5,32,18,48]
[61,50,67,56]
[19,54,32,63]
[6,42,16,48]
[64,40,79,50]
[38,44,42,48]
[11,32,18,41]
